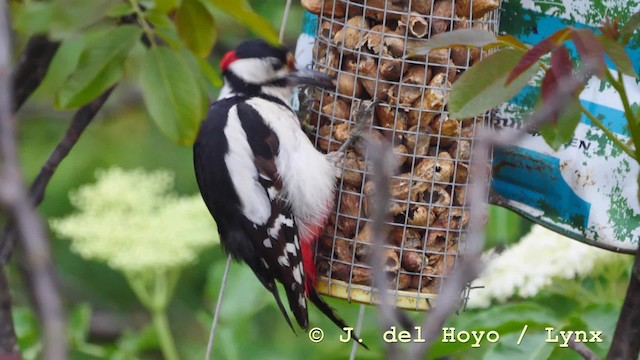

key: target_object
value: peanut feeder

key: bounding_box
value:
[304,0,499,311]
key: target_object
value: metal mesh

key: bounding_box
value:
[307,0,499,311]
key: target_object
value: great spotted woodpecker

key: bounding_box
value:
[193,39,364,345]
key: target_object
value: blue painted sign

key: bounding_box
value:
[494,0,640,253]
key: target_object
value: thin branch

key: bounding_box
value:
[0,1,67,359]
[605,69,640,159]
[568,333,600,360]
[579,104,637,161]
[0,86,114,263]
[29,87,114,206]
[367,137,403,359]
[607,246,640,360]
[0,266,19,356]
[12,35,59,112]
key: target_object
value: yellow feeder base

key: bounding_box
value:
[315,276,438,311]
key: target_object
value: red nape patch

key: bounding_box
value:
[220,50,239,71]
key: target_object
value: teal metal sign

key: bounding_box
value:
[493,0,640,253]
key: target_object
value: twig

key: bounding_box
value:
[579,104,636,161]
[349,305,366,360]
[0,266,19,356]
[12,36,59,112]
[29,87,114,206]
[0,86,114,263]
[367,136,403,360]
[568,333,600,360]
[607,246,640,360]
[407,50,596,360]
[205,254,232,360]
[0,1,67,359]
[279,0,293,43]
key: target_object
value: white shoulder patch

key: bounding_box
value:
[224,106,271,225]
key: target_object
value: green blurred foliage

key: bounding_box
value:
[6,1,631,359]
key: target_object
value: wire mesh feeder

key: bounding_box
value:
[304,0,500,311]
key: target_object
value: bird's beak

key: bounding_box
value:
[286,68,335,90]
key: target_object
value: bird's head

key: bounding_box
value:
[220,39,333,99]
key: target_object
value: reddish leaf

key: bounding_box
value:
[598,34,638,78]
[540,68,559,123]
[621,11,640,44]
[540,96,582,150]
[505,28,571,85]
[599,17,620,41]
[550,45,573,82]
[571,28,607,79]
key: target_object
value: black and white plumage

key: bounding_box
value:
[194,39,365,345]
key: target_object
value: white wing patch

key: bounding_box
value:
[285,243,297,255]
[292,264,303,284]
[223,106,271,225]
[268,214,294,238]
[277,255,290,267]
[263,238,272,248]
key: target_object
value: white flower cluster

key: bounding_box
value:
[51,168,218,273]
[467,225,627,308]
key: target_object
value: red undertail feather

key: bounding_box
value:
[300,221,325,296]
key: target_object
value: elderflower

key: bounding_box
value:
[51,168,218,273]
[467,225,625,308]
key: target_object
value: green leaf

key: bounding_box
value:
[180,48,213,114]
[453,303,561,334]
[205,0,279,44]
[407,29,499,57]
[107,2,135,18]
[449,49,540,118]
[140,47,203,146]
[496,34,530,51]
[198,57,223,88]
[539,96,582,150]
[10,1,54,35]
[597,35,638,78]
[36,37,86,97]
[146,13,183,49]
[621,10,640,44]
[485,205,525,247]
[153,0,180,13]
[68,304,91,344]
[176,0,217,57]
[482,332,554,360]
[55,26,142,109]
[12,0,113,39]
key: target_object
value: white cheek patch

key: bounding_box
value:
[228,57,288,85]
